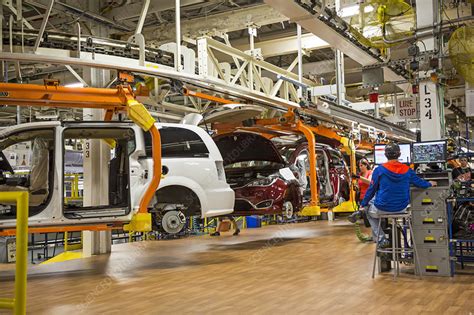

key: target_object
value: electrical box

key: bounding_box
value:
[362,67,384,88]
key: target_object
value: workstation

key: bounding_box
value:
[0,0,473,314]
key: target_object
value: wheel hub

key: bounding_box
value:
[161,210,186,234]
[283,201,294,219]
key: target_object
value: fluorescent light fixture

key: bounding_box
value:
[339,4,373,18]
[364,6,374,13]
[65,82,84,88]
[35,114,59,120]
[339,4,359,17]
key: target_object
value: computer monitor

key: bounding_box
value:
[412,140,447,164]
[374,143,412,165]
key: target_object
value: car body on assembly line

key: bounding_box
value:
[0,121,235,235]
[278,141,351,207]
[214,132,303,218]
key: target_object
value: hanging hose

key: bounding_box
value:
[354,222,372,242]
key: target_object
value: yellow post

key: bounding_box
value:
[333,137,358,213]
[64,231,69,252]
[0,191,29,315]
[73,174,79,198]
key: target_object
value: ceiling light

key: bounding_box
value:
[339,4,374,17]
[339,4,359,17]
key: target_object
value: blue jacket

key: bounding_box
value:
[360,161,432,212]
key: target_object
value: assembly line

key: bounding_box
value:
[0,0,473,314]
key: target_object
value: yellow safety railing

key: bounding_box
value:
[64,174,82,204]
[0,191,29,315]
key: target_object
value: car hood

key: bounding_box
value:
[214,132,285,165]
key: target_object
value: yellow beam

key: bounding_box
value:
[0,191,29,315]
[0,298,14,309]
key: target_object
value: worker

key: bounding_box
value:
[355,158,373,203]
[452,157,472,182]
[210,216,240,236]
[347,158,373,224]
[360,143,437,246]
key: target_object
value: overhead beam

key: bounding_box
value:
[0,51,414,140]
[233,33,329,58]
[142,4,288,44]
[33,0,55,53]
[264,0,377,66]
[104,0,208,21]
[24,0,132,32]
[264,0,408,88]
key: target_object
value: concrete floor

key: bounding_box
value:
[0,220,473,314]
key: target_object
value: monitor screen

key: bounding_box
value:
[412,140,446,164]
[374,143,412,165]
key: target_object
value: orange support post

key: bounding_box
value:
[138,125,162,213]
[296,121,319,206]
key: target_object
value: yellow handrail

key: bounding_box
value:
[0,191,29,315]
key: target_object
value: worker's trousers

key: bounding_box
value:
[366,201,407,244]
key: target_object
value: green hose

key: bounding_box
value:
[354,221,372,242]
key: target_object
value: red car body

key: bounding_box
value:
[278,142,351,207]
[214,132,302,217]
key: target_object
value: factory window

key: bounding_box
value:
[144,127,209,158]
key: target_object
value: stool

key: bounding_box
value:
[372,212,421,280]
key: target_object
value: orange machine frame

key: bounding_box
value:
[0,82,162,233]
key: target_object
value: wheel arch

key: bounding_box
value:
[153,179,208,217]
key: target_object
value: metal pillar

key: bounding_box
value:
[416,0,443,140]
[248,26,257,90]
[82,0,112,257]
[297,24,303,98]
[175,0,182,72]
[335,49,345,106]
[0,4,3,82]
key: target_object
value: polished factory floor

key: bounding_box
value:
[0,220,473,314]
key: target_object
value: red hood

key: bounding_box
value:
[214,132,285,165]
[382,161,410,174]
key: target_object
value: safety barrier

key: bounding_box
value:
[0,191,29,315]
[64,173,83,204]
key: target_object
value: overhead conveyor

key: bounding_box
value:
[0,32,416,142]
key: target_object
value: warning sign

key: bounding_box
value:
[396,97,417,119]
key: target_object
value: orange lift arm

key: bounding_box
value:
[0,82,161,229]
[183,87,236,105]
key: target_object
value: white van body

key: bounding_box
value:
[0,121,234,232]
